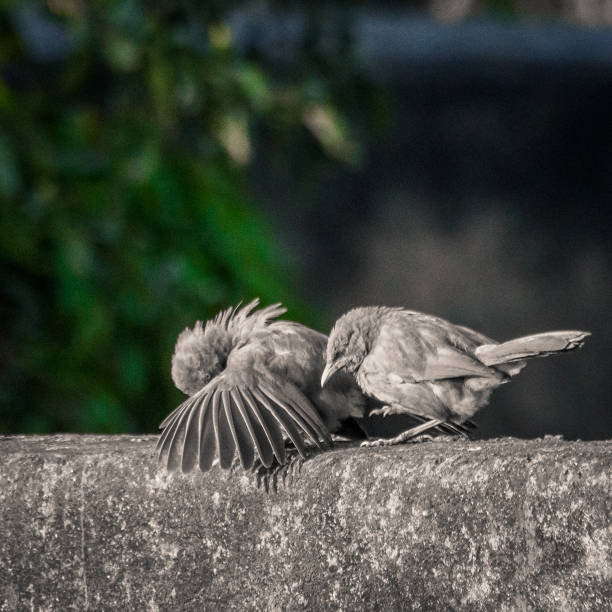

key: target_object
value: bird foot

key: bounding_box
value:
[361,433,434,448]
[369,405,398,418]
[361,417,446,448]
[433,434,464,442]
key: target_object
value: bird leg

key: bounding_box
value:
[368,405,472,439]
[410,413,472,438]
[361,418,446,447]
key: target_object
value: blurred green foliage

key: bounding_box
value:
[0,1,376,433]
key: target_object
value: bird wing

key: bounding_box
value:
[417,346,498,381]
[157,354,332,474]
[454,324,496,347]
[369,312,500,384]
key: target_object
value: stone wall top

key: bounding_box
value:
[1,435,610,610]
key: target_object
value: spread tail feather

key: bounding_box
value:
[475,330,590,367]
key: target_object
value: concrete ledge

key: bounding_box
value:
[0,435,610,610]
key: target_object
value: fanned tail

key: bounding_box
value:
[475,330,590,367]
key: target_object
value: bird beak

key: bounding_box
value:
[321,361,341,387]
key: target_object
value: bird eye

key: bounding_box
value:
[203,373,211,383]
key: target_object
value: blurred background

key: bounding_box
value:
[1,1,610,439]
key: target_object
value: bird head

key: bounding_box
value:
[171,322,232,395]
[321,310,370,387]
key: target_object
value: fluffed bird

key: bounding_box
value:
[157,299,368,473]
[321,307,590,445]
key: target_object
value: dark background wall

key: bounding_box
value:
[246,13,612,439]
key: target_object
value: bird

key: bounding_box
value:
[157,299,369,473]
[321,306,590,445]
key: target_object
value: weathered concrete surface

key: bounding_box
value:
[0,435,610,611]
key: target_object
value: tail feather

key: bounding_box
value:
[475,330,590,367]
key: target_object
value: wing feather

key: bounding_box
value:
[229,388,260,469]
[156,409,181,456]
[265,382,332,446]
[156,393,197,461]
[221,390,240,463]
[156,395,193,450]
[213,390,235,469]
[164,397,195,472]
[159,399,186,430]
[198,393,217,471]
[236,387,275,468]
[455,324,496,347]
[222,390,255,470]
[416,347,499,382]
[241,387,286,465]
[251,386,307,458]
[258,383,320,447]
[181,393,209,473]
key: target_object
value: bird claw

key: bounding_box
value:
[369,405,394,418]
[360,438,385,448]
[361,433,434,448]
[410,434,434,444]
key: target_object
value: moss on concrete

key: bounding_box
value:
[0,435,610,610]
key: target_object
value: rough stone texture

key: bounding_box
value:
[0,435,610,611]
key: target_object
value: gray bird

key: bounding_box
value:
[321,307,590,444]
[157,299,368,473]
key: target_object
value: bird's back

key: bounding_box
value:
[364,309,493,377]
[259,321,368,431]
